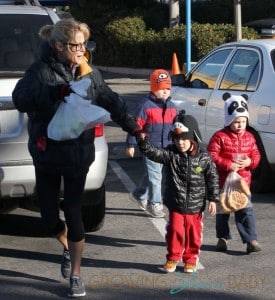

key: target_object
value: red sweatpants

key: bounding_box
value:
[165,210,203,265]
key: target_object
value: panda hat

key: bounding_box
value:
[223,92,249,127]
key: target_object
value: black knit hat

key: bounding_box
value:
[170,110,202,142]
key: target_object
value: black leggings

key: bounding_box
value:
[35,168,87,242]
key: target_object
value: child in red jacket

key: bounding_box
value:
[207,92,262,254]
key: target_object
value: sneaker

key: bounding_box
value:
[216,238,228,252]
[68,275,86,298]
[129,192,147,210]
[163,260,179,273]
[247,240,262,254]
[61,248,71,279]
[147,203,165,218]
[184,263,197,273]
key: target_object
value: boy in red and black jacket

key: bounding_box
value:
[126,69,177,218]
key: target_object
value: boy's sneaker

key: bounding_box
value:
[68,275,86,298]
[184,263,197,273]
[163,260,179,273]
[147,203,165,218]
[216,238,228,252]
[247,240,262,254]
[129,192,147,210]
[61,248,71,279]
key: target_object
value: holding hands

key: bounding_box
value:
[126,131,147,158]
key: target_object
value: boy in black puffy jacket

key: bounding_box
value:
[138,111,219,273]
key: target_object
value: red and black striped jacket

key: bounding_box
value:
[126,93,177,148]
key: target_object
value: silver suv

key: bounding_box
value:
[0,1,108,231]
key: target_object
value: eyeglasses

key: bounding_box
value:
[63,41,87,52]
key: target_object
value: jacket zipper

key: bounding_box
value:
[185,153,191,211]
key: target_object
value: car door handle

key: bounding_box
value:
[198,99,206,106]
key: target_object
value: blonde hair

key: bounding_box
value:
[39,18,90,47]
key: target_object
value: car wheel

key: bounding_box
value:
[82,183,106,232]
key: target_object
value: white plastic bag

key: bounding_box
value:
[219,171,251,213]
[47,79,110,141]
[69,77,91,97]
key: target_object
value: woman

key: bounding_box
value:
[12,18,139,298]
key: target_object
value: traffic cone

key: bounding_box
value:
[171,52,181,75]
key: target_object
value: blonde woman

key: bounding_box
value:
[12,18,139,298]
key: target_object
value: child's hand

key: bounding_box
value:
[238,155,251,169]
[140,132,146,140]
[231,162,241,172]
[135,131,146,142]
[208,202,216,216]
[137,134,149,152]
[125,147,135,158]
[232,154,251,170]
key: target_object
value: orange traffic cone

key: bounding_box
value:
[171,52,181,75]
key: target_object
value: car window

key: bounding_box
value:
[220,49,260,91]
[187,49,232,89]
[0,14,53,72]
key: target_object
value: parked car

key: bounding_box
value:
[171,39,275,192]
[0,1,108,231]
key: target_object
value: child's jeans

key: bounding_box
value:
[132,155,163,205]
[216,207,258,243]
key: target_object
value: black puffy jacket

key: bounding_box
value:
[12,43,139,176]
[139,139,220,214]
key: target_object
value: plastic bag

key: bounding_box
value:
[219,171,251,214]
[47,79,110,141]
[69,77,91,97]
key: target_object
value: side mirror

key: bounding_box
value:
[191,78,208,89]
[171,74,186,86]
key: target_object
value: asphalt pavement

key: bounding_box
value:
[97,157,275,300]
[101,69,275,300]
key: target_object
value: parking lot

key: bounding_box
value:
[0,71,274,299]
